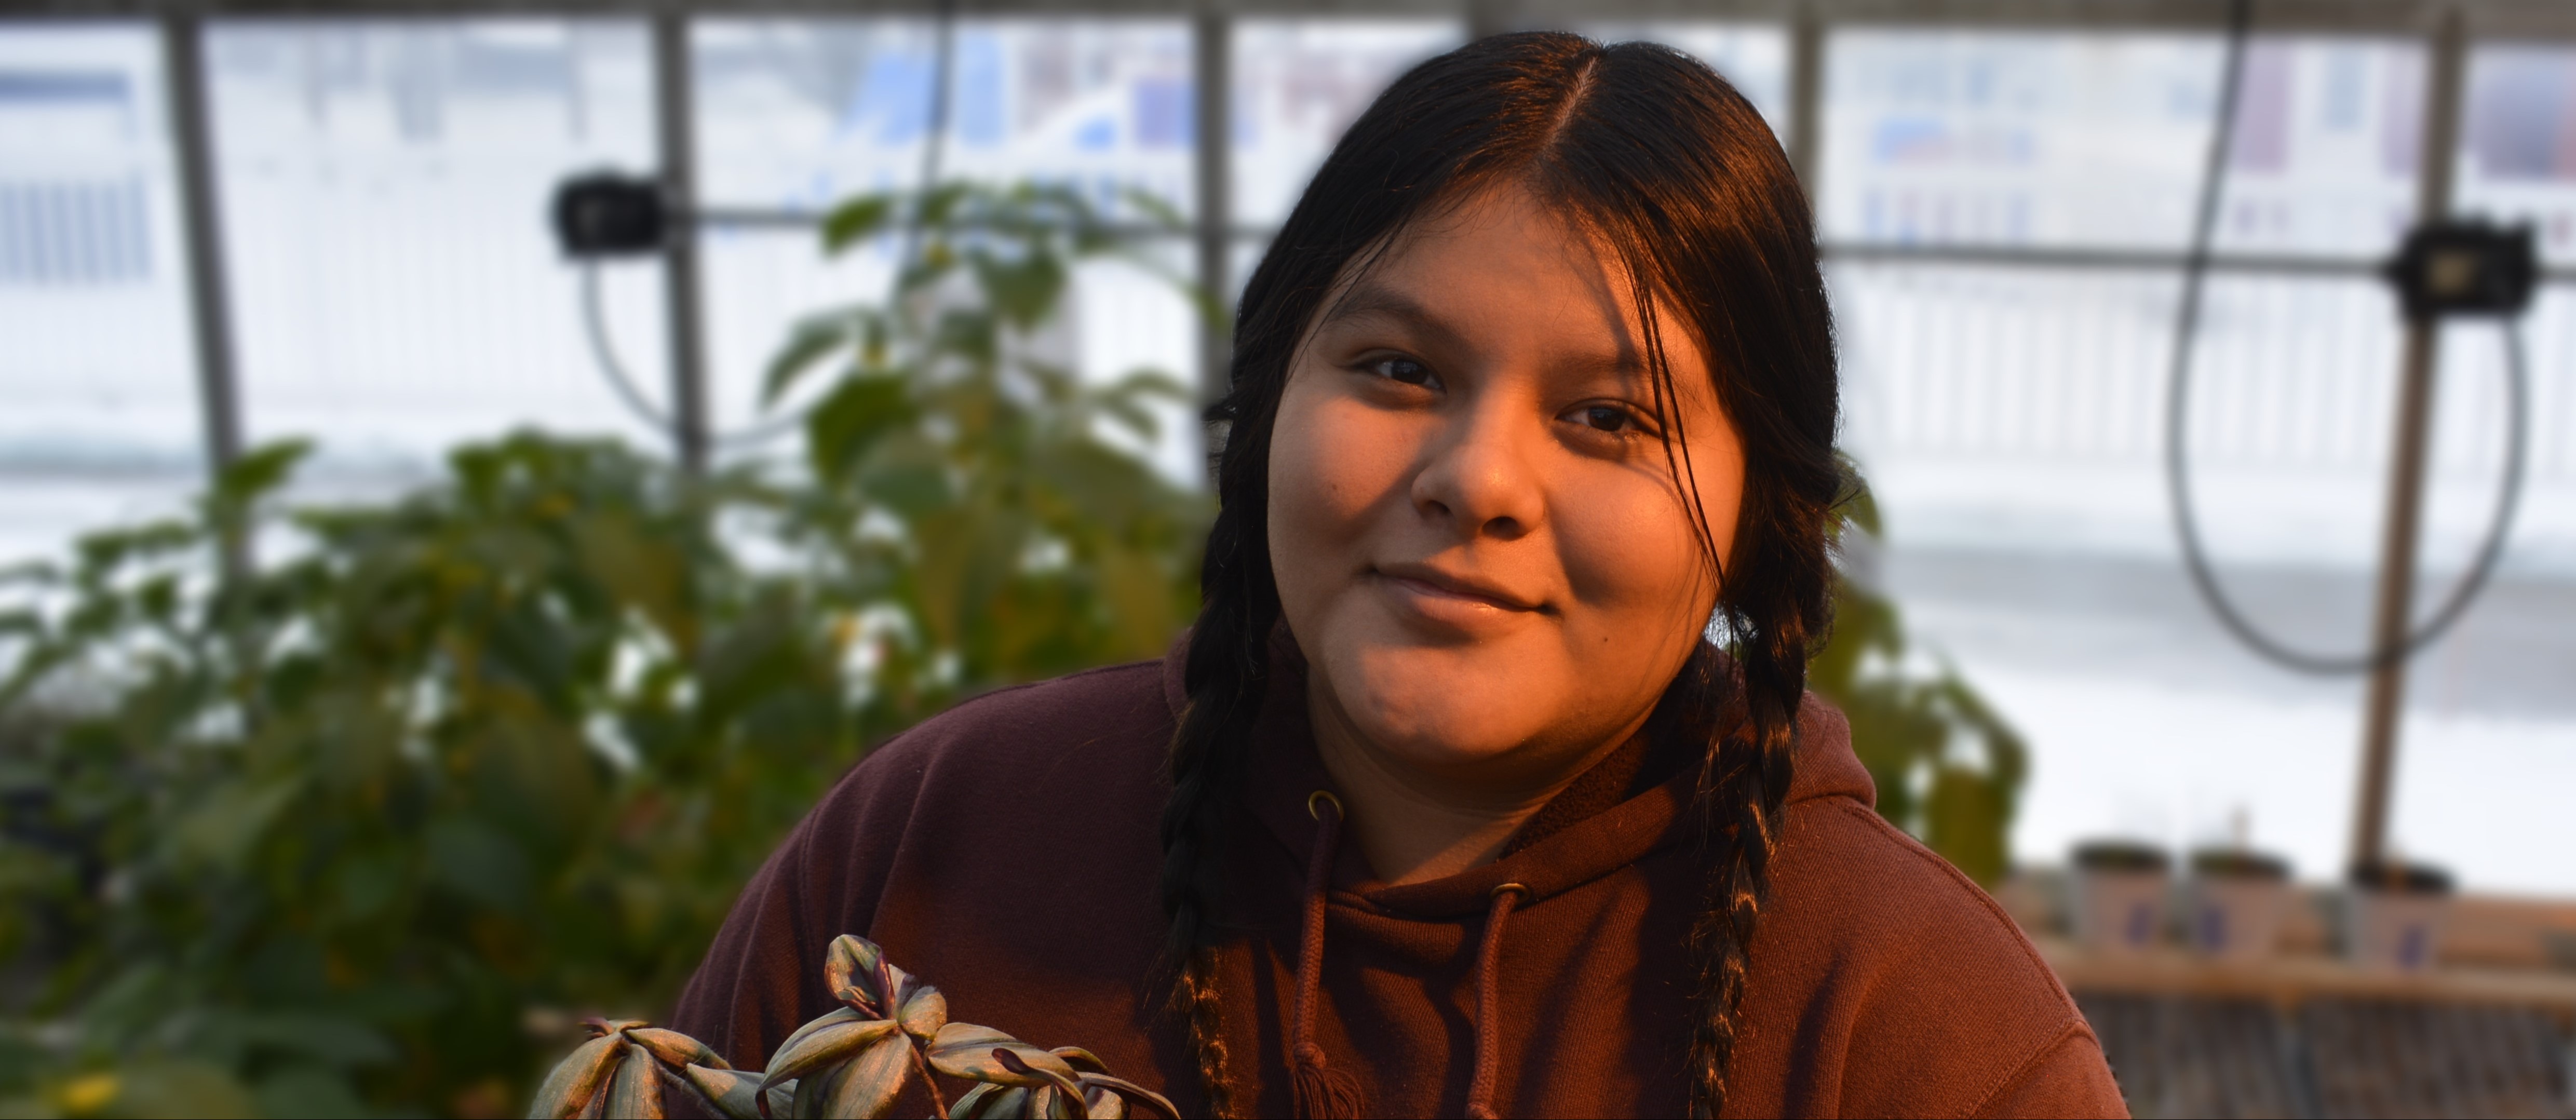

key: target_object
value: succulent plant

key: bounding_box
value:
[529,935,1178,1120]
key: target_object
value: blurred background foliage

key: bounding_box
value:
[0,183,2016,1118]
[1814,482,2030,887]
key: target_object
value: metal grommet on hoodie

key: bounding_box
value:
[1306,789,1344,821]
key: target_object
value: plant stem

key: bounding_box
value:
[909,1043,951,1116]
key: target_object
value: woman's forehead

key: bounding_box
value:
[1314,187,1720,394]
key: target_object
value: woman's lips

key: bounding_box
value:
[1372,563,1544,614]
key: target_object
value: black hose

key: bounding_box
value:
[578,1,961,454]
[2165,0,2530,674]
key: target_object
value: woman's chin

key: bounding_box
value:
[1326,666,1554,768]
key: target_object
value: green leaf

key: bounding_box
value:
[808,376,917,480]
[765,314,856,406]
[167,774,305,870]
[214,438,314,506]
[970,248,1067,331]
[821,195,897,254]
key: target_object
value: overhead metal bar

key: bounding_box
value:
[23,0,2576,38]
[1830,244,2407,277]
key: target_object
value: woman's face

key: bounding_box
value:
[1268,183,1746,794]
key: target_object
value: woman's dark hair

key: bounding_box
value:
[1157,31,1843,1119]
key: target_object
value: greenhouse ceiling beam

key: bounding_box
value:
[18,0,2576,39]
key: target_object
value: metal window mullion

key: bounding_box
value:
[2350,4,2471,876]
[161,8,254,587]
[1193,2,1232,417]
[653,7,712,474]
[163,11,244,479]
[1786,0,1826,197]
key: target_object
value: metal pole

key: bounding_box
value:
[2350,5,2469,875]
[1785,0,1826,196]
[1192,3,1232,417]
[161,10,249,576]
[652,7,712,473]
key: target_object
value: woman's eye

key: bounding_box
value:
[1581,405,1635,433]
[1371,357,1435,387]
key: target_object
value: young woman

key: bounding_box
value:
[674,33,2125,1119]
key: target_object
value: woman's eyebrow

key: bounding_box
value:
[1321,279,1660,384]
[1317,282,1465,349]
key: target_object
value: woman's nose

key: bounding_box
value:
[1409,395,1546,541]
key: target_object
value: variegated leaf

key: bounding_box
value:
[897,984,949,1042]
[949,1085,1028,1119]
[679,1064,766,1120]
[993,1050,1088,1119]
[625,1026,727,1071]
[925,1024,1077,1086]
[817,1033,913,1119]
[792,1059,852,1120]
[822,935,915,1019]
[1048,1048,1105,1074]
[1032,1085,1085,1120]
[762,1016,901,1092]
[769,1007,865,1069]
[529,1034,623,1119]
[603,1044,666,1119]
[1072,1074,1177,1120]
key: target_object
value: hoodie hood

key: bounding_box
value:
[1169,636,1875,927]
[1157,636,1877,919]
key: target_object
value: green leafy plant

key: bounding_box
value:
[0,182,1209,1118]
[1808,479,2030,886]
[530,936,1176,1120]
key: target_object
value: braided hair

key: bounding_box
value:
[1159,32,1843,1118]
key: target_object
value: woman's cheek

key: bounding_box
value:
[1557,475,1714,633]
[1274,387,1419,548]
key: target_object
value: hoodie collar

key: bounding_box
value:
[1156,637,1876,921]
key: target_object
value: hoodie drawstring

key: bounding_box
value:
[1465,882,1527,1119]
[1292,791,1366,1119]
[1293,791,1530,1120]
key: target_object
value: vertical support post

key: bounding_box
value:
[161,10,248,576]
[2350,5,2468,875]
[1785,1,1827,196]
[652,8,711,474]
[1465,0,1515,41]
[1192,3,1232,417]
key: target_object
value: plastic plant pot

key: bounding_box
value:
[2343,861,2454,973]
[2071,841,2173,955]
[2184,848,2291,963]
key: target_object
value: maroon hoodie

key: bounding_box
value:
[672,645,2126,1117]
